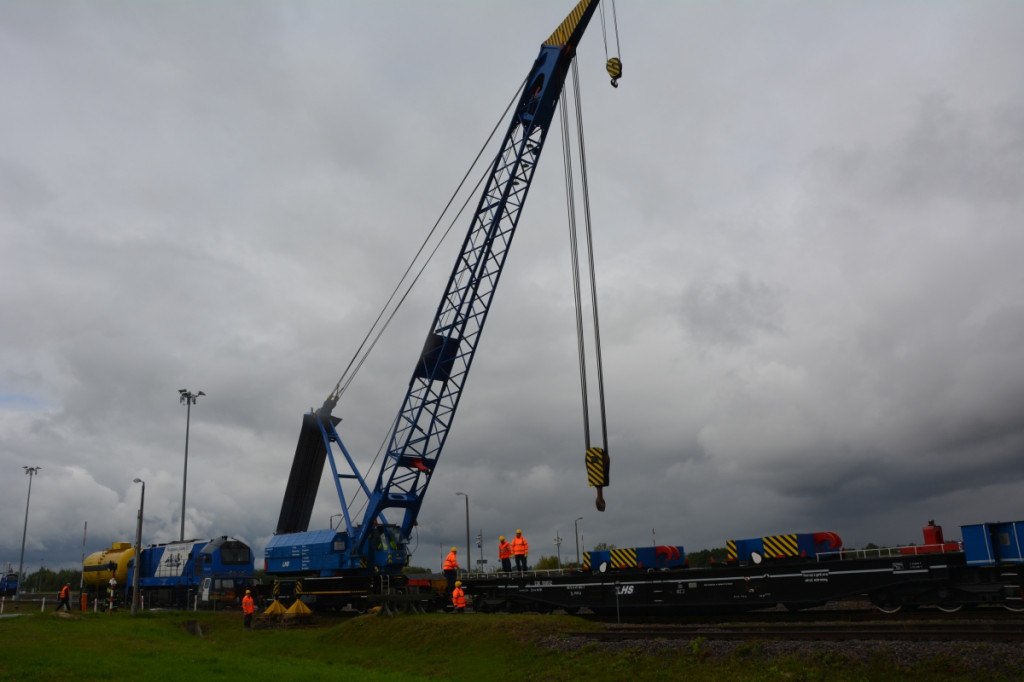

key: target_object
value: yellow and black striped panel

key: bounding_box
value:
[726,539,737,561]
[762,534,799,558]
[294,580,303,596]
[586,447,609,487]
[544,0,597,47]
[606,57,622,80]
[583,551,591,570]
[608,548,637,568]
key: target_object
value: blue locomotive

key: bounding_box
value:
[127,536,255,608]
[0,570,17,597]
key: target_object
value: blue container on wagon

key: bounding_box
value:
[635,546,686,569]
[727,538,763,562]
[583,546,686,570]
[962,521,1024,566]
[728,532,843,562]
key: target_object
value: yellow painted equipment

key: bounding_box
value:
[83,542,135,590]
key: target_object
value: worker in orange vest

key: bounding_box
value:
[443,546,459,595]
[56,583,71,612]
[451,580,467,613]
[497,535,513,573]
[242,589,255,629]
[511,529,529,572]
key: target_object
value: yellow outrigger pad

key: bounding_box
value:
[286,599,313,615]
[263,599,287,615]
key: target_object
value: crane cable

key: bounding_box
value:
[560,58,611,512]
[600,0,623,87]
[322,80,529,412]
[319,81,529,521]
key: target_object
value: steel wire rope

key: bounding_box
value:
[570,59,611,454]
[560,59,610,456]
[326,79,527,406]
[560,87,592,448]
[599,0,623,64]
[327,80,528,522]
[340,147,506,525]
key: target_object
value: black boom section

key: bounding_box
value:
[275,413,340,534]
[414,332,461,383]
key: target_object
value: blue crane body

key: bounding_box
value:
[265,0,604,592]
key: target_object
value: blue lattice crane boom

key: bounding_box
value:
[266,0,608,588]
[361,0,605,552]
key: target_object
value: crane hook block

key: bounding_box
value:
[585,447,610,512]
[606,57,622,88]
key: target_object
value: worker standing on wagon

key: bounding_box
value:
[242,589,255,629]
[498,535,513,573]
[55,583,71,612]
[451,580,466,614]
[512,529,529,572]
[443,546,459,596]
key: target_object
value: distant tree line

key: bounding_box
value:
[17,567,82,593]
[685,547,729,567]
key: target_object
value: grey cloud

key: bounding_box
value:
[3,1,1024,574]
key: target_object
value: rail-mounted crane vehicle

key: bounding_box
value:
[264,0,619,611]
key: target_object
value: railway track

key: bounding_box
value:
[580,602,1024,624]
[571,621,1024,642]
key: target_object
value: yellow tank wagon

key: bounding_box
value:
[83,542,135,594]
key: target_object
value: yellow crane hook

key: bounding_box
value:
[606,57,622,88]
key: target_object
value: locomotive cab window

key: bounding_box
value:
[220,543,252,565]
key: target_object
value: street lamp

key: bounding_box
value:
[574,516,583,566]
[455,492,469,575]
[17,466,41,600]
[178,389,205,541]
[131,478,145,616]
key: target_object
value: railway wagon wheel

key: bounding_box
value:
[1005,588,1024,613]
[870,593,902,614]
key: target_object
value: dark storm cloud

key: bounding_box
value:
[2,1,1024,574]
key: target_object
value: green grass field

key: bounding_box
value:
[0,608,1017,681]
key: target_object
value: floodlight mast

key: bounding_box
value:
[178,389,205,541]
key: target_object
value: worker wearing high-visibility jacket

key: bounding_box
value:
[242,589,255,629]
[443,546,459,595]
[451,580,467,613]
[511,529,529,572]
[497,535,513,573]
[56,583,71,612]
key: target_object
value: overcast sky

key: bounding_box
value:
[3,0,1023,577]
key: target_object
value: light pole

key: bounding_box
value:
[178,389,205,541]
[131,478,145,615]
[455,492,469,575]
[17,466,41,600]
[574,516,583,567]
[554,531,563,570]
